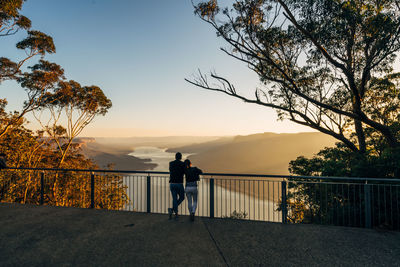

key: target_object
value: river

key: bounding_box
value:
[129,146,191,171]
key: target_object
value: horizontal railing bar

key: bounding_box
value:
[3,167,400,183]
[4,167,170,175]
[291,181,400,186]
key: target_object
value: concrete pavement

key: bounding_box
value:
[0,203,399,266]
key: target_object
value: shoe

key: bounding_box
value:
[190,213,195,221]
[175,212,179,220]
[168,208,173,220]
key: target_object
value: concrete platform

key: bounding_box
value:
[0,203,399,266]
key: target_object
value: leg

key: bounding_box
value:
[192,188,198,214]
[186,189,193,214]
[170,184,178,213]
[176,184,185,207]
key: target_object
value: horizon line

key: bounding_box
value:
[76,131,320,139]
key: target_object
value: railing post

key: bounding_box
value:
[147,174,151,213]
[210,178,215,218]
[90,172,95,209]
[40,172,44,205]
[281,180,287,224]
[364,182,372,228]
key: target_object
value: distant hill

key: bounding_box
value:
[93,136,220,149]
[166,136,234,154]
[168,132,336,175]
[79,140,156,171]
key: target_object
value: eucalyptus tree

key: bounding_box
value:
[36,80,112,167]
[0,30,55,82]
[0,60,63,138]
[1,0,112,167]
[187,0,400,154]
[0,0,56,137]
[0,0,31,37]
[0,0,55,82]
[0,0,31,81]
[0,1,126,209]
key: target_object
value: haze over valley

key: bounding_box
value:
[80,132,336,174]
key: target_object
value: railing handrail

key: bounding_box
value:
[3,166,400,182]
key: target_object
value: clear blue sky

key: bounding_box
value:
[2,0,312,137]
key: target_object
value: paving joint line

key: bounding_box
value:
[201,218,229,267]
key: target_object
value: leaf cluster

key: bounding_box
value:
[0,0,31,36]
[289,142,400,178]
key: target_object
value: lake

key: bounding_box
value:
[129,146,191,171]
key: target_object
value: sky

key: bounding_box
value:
[1,0,314,137]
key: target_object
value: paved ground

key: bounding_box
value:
[1,203,400,267]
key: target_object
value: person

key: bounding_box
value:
[168,152,186,219]
[184,159,202,221]
[0,153,7,170]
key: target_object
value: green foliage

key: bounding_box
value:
[16,30,55,55]
[289,142,400,178]
[45,80,112,116]
[0,57,18,82]
[0,0,23,15]
[194,0,219,19]
[283,142,400,228]
[0,0,31,35]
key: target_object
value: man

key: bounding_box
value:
[0,153,7,170]
[168,152,185,219]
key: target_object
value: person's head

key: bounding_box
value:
[175,152,182,160]
[184,159,191,168]
[0,153,5,158]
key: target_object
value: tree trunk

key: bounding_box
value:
[57,139,73,168]
[354,119,366,153]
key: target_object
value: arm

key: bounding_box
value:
[196,167,203,181]
[169,161,172,182]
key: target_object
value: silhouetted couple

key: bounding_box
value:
[168,152,202,221]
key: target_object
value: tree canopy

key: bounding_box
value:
[188,0,400,228]
[0,0,111,147]
[0,0,121,209]
[188,0,400,155]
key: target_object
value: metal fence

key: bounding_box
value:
[1,167,399,230]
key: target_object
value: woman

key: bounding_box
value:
[184,159,203,221]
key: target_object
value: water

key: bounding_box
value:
[129,146,191,171]
[124,146,281,222]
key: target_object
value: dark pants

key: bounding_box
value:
[170,183,185,213]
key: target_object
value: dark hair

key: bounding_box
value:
[0,153,5,157]
[184,159,191,167]
[175,152,182,160]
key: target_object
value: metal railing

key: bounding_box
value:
[1,167,399,230]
